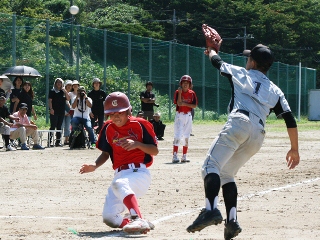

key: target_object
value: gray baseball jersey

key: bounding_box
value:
[220,63,291,126]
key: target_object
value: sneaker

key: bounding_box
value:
[224,219,242,240]
[55,142,63,147]
[21,143,29,150]
[186,208,223,233]
[33,144,45,150]
[90,143,96,149]
[124,213,155,231]
[172,154,179,163]
[6,144,17,151]
[181,155,190,163]
[123,216,151,234]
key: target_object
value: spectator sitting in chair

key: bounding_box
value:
[10,103,45,150]
[0,93,19,151]
[71,86,96,149]
[149,112,166,140]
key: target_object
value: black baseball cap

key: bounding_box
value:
[0,93,6,100]
[243,44,274,68]
[19,103,28,109]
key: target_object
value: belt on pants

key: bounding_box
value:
[177,111,191,114]
[235,109,264,127]
[116,163,143,173]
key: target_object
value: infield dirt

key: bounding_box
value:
[1,122,319,240]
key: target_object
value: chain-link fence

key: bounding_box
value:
[0,13,316,120]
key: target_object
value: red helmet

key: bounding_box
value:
[179,75,192,86]
[104,92,132,114]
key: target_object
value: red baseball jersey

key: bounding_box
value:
[96,116,157,170]
[174,89,198,113]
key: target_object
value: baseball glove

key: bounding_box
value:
[202,24,222,53]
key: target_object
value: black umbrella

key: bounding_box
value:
[3,65,42,78]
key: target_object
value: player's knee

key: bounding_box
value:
[184,137,189,146]
[102,213,119,228]
[173,138,180,145]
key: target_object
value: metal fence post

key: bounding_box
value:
[45,19,50,124]
[12,14,16,66]
[103,29,107,92]
[169,42,172,120]
[128,33,131,99]
[76,25,80,80]
[149,38,152,82]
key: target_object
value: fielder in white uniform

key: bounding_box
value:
[187,44,300,240]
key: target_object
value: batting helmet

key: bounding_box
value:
[104,92,132,114]
[179,75,192,86]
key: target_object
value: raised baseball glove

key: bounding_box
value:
[202,24,222,53]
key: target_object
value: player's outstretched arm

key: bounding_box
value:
[286,127,300,169]
[79,151,109,174]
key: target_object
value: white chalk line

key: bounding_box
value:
[1,177,319,238]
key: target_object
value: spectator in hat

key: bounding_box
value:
[88,78,107,134]
[13,81,37,121]
[48,78,70,147]
[9,77,24,114]
[68,80,80,118]
[0,76,6,96]
[0,93,19,151]
[149,112,166,140]
[10,103,45,150]
[136,110,144,118]
[71,86,96,149]
[140,81,158,121]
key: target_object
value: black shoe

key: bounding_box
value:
[55,142,63,147]
[186,208,223,233]
[224,219,242,240]
[157,137,164,140]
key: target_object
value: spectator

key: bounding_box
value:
[10,103,45,150]
[140,81,157,121]
[13,81,37,121]
[136,110,144,118]
[0,76,6,95]
[62,80,73,145]
[48,78,70,147]
[88,78,107,134]
[71,86,96,149]
[0,93,18,151]
[9,77,23,114]
[69,80,80,118]
[149,112,166,140]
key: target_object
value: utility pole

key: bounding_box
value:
[223,26,254,51]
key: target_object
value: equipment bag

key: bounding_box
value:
[69,128,86,149]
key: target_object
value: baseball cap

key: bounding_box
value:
[19,103,28,109]
[0,93,6,100]
[153,112,161,117]
[243,44,274,68]
[78,86,86,92]
[93,78,101,83]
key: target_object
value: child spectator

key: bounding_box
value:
[149,112,166,140]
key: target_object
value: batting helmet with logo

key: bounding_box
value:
[104,92,132,114]
[179,75,192,86]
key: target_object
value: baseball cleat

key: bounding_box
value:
[123,216,151,234]
[180,155,190,163]
[186,208,223,233]
[172,154,180,163]
[224,219,242,240]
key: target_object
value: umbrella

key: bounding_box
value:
[3,65,42,78]
[0,75,13,93]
